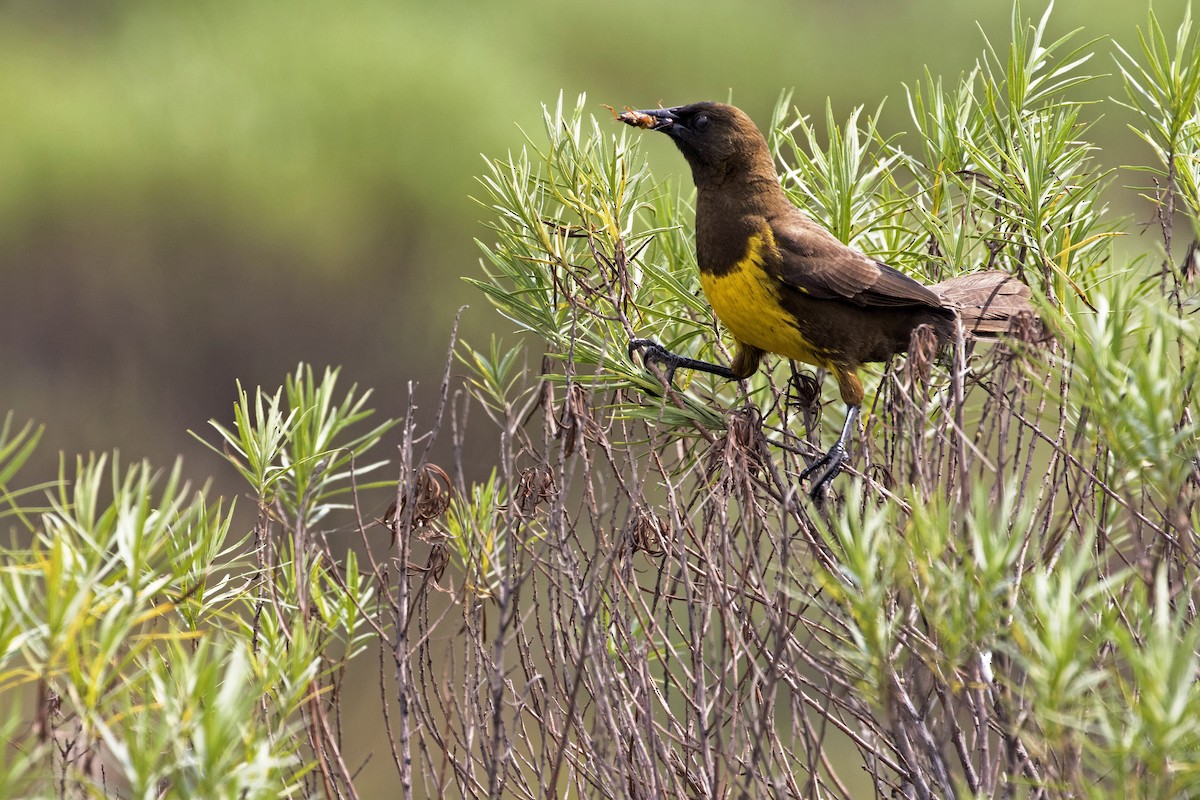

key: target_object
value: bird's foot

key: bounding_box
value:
[628,338,737,389]
[628,338,682,386]
[800,442,849,503]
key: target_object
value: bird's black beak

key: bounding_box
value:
[616,106,681,134]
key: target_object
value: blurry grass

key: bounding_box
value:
[0,0,1170,268]
[0,1,543,266]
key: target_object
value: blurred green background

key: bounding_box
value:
[0,0,1184,489]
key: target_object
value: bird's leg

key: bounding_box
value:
[800,403,860,501]
[628,338,751,386]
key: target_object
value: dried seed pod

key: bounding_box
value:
[907,322,939,384]
[625,506,667,557]
[385,463,452,541]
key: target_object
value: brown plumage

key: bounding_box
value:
[621,101,1035,499]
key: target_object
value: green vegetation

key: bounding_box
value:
[0,367,388,798]
[2,3,1200,799]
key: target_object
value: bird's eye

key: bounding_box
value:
[694,114,710,131]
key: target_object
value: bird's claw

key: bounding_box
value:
[800,442,849,503]
[628,338,679,386]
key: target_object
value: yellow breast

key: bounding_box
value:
[699,232,831,369]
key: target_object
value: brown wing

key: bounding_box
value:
[769,211,944,309]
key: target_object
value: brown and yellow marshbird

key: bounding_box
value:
[619,102,1033,500]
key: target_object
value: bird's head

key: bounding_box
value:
[618,102,774,188]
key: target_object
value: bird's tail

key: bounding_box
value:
[932,270,1035,336]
